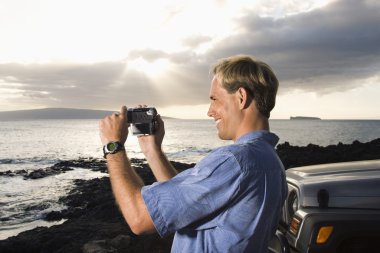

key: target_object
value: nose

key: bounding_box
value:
[207,104,213,118]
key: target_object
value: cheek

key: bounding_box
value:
[224,98,238,113]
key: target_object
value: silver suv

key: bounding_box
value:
[269,159,380,253]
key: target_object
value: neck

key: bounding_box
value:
[253,114,270,131]
[233,109,269,142]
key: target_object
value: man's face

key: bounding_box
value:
[207,76,241,141]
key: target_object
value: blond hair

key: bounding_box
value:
[212,55,279,118]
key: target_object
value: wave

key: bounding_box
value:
[0,157,58,165]
[166,146,213,163]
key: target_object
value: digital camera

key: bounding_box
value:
[127,107,157,135]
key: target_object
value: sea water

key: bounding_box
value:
[1,118,380,239]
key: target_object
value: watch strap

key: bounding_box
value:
[103,141,125,158]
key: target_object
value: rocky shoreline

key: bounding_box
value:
[1,138,379,253]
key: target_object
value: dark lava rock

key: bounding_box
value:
[0,158,107,180]
[52,158,108,172]
[0,169,27,177]
[276,138,380,169]
[0,159,192,253]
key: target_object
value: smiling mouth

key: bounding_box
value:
[215,119,221,126]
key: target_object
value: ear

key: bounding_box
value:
[236,87,251,109]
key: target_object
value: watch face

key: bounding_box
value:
[107,142,118,152]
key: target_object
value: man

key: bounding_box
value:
[99,55,287,252]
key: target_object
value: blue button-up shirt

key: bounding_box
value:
[142,131,287,253]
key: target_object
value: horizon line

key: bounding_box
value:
[0,107,379,121]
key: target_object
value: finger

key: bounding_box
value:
[157,114,164,126]
[120,106,127,118]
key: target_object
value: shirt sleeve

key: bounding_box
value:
[141,150,243,237]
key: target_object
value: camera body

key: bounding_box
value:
[127,107,157,135]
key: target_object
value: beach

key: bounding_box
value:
[1,138,379,253]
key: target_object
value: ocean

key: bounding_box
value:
[1,118,380,239]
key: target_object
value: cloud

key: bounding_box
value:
[182,35,212,48]
[209,0,380,92]
[0,59,210,109]
[1,0,379,111]
[0,62,117,107]
[126,0,380,96]
[128,49,168,62]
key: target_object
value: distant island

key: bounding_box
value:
[290,116,321,120]
[0,108,172,121]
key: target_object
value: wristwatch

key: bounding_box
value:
[103,141,125,158]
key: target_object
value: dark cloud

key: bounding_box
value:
[0,59,210,109]
[0,62,157,109]
[209,0,380,92]
[1,0,379,110]
[119,0,380,97]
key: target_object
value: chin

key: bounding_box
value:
[217,132,231,141]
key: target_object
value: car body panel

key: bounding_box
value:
[274,160,380,253]
[286,160,380,209]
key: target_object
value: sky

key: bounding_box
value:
[0,0,379,119]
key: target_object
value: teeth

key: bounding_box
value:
[215,119,221,125]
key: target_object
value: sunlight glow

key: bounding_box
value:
[127,58,170,77]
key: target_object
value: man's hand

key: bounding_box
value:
[138,114,165,156]
[137,112,178,181]
[99,106,129,145]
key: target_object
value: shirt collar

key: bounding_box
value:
[235,130,279,147]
